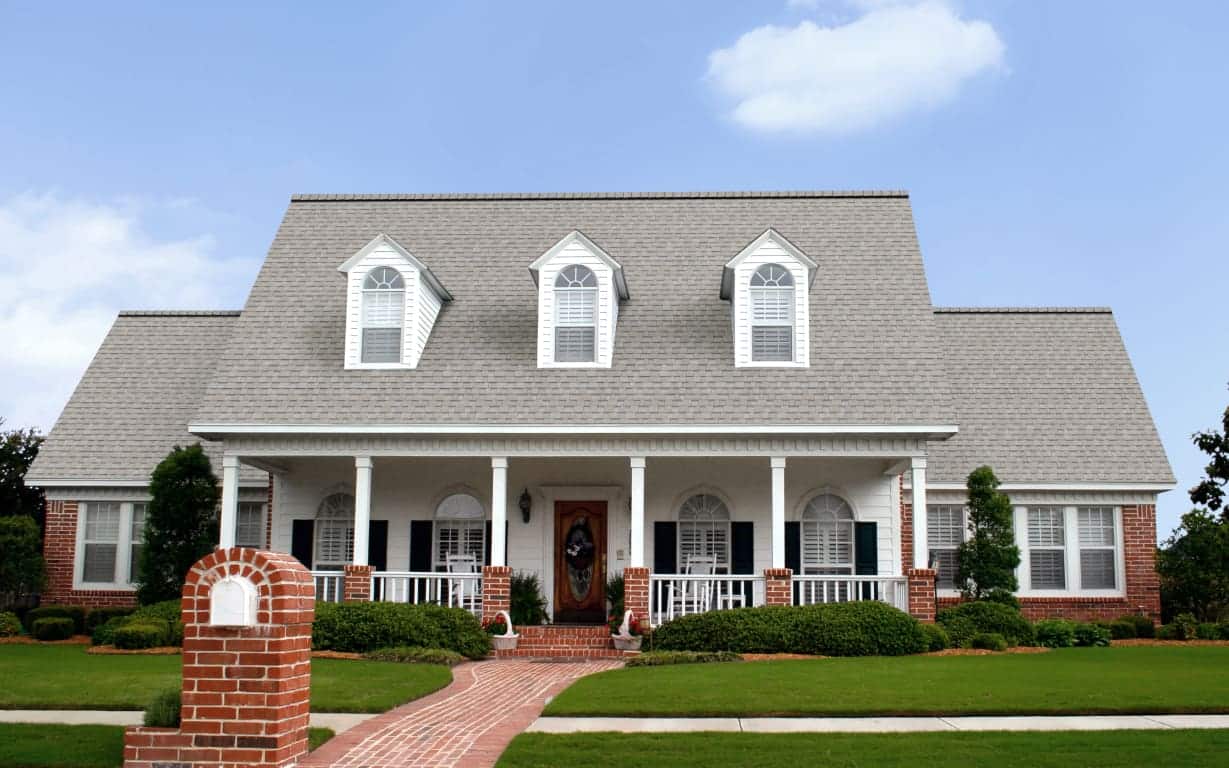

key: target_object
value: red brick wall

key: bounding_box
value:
[764,568,792,606]
[900,477,913,574]
[481,565,512,625]
[342,564,374,601]
[622,567,649,624]
[41,500,137,608]
[907,568,937,622]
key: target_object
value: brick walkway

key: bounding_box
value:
[300,659,620,768]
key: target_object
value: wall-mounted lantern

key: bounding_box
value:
[518,489,532,524]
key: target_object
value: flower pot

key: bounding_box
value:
[491,635,519,651]
[612,635,642,651]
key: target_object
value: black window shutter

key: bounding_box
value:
[409,520,433,572]
[731,522,754,574]
[785,522,801,573]
[855,521,878,599]
[368,520,389,572]
[291,520,314,570]
[653,521,677,574]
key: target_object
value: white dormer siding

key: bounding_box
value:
[338,234,451,370]
[723,229,816,368]
[531,232,628,369]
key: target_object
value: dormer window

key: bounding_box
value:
[749,264,795,362]
[362,267,405,363]
[721,229,816,368]
[554,265,598,363]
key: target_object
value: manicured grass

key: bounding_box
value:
[545,647,1229,717]
[0,724,334,767]
[0,645,451,713]
[497,731,1229,768]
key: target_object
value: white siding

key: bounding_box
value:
[343,242,441,369]
[731,239,810,368]
[536,241,618,368]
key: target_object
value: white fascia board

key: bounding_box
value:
[190,423,960,437]
[336,233,453,302]
[917,481,1177,492]
[29,479,269,488]
[721,228,818,299]
[528,230,629,299]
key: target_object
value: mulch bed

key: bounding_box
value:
[312,650,365,660]
[928,646,1050,656]
[0,635,91,645]
[1112,638,1229,647]
[87,645,181,655]
[742,653,827,661]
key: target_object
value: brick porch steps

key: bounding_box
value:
[494,624,637,659]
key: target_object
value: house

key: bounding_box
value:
[26,190,1173,647]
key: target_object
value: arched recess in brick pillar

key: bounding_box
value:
[123,548,315,768]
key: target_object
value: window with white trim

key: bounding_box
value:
[1027,506,1066,590]
[82,502,122,584]
[677,494,730,572]
[434,493,485,570]
[128,503,146,583]
[801,493,854,574]
[235,502,265,549]
[79,501,145,588]
[315,493,355,571]
[927,505,965,590]
[553,265,597,363]
[750,264,795,362]
[361,266,404,363]
[1078,506,1117,589]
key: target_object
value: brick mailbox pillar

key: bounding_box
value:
[764,568,793,606]
[342,564,374,602]
[481,565,512,625]
[123,548,315,768]
[907,568,937,622]
[622,567,650,623]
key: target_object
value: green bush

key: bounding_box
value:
[23,605,87,635]
[510,572,548,627]
[606,574,625,619]
[1107,620,1137,640]
[1072,622,1111,647]
[1219,622,1229,640]
[936,601,1033,647]
[1195,622,1220,640]
[921,623,950,651]
[0,611,21,637]
[1034,619,1076,648]
[32,616,75,641]
[91,615,129,646]
[130,600,182,623]
[1117,614,1155,638]
[313,602,490,658]
[114,621,170,650]
[970,632,1008,651]
[85,606,136,631]
[653,602,927,657]
[143,689,181,727]
[363,646,465,666]
[1157,623,1179,640]
[1172,613,1199,640]
[0,516,47,608]
[625,650,743,667]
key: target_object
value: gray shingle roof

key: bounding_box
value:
[193,193,953,426]
[926,308,1174,484]
[26,312,266,485]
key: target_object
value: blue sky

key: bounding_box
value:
[1,1,1226,540]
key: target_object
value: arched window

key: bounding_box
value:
[749,263,795,362]
[362,266,405,363]
[801,493,854,574]
[316,492,355,570]
[434,493,485,570]
[678,493,731,572]
[554,264,597,363]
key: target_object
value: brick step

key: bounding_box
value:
[492,624,636,659]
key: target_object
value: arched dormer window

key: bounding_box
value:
[678,493,731,572]
[362,266,405,363]
[749,263,795,362]
[316,492,355,571]
[434,493,486,570]
[554,264,598,363]
[800,493,854,574]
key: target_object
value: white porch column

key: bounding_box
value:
[629,457,646,568]
[771,457,787,569]
[911,457,929,570]
[353,456,372,566]
[491,457,508,567]
[219,455,240,549]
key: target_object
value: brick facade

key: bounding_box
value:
[481,565,512,625]
[123,547,315,768]
[41,500,136,608]
[906,568,937,622]
[622,566,649,625]
[764,568,793,606]
[342,564,374,601]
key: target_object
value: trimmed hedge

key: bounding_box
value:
[1117,614,1155,639]
[921,623,950,651]
[114,620,172,650]
[971,632,1008,651]
[363,646,466,666]
[1035,619,1076,648]
[85,606,136,632]
[313,602,490,658]
[1073,622,1111,647]
[936,601,1033,647]
[24,605,87,635]
[652,602,927,657]
[625,650,743,667]
[32,616,75,641]
[91,616,128,646]
[1196,622,1220,640]
[0,611,21,637]
[1106,620,1136,640]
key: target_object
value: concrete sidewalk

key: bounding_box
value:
[527,714,1229,733]
[0,710,372,734]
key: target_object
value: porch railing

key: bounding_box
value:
[371,571,483,617]
[312,571,344,603]
[649,574,765,627]
[792,575,908,611]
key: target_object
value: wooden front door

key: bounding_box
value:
[553,500,606,623]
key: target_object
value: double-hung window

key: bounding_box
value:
[927,505,965,590]
[749,263,795,362]
[361,266,405,363]
[79,501,146,588]
[554,265,597,363]
[677,494,731,572]
[1078,506,1117,589]
[434,493,486,570]
[800,493,854,575]
[1027,506,1067,590]
[235,502,265,549]
[315,493,355,571]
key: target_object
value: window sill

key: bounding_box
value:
[73,582,137,592]
[346,362,413,370]
[736,361,809,368]
[538,361,608,369]
[1016,589,1127,599]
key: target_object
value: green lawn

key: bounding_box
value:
[0,645,451,714]
[0,724,333,768]
[546,647,1229,717]
[497,731,1229,768]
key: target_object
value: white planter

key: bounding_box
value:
[491,635,519,651]
[612,635,642,651]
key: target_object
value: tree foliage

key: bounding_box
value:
[0,419,45,524]
[1190,387,1229,517]
[0,515,46,609]
[1157,508,1229,622]
[136,444,219,605]
[955,465,1020,600]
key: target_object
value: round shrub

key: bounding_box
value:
[1156,623,1179,640]
[32,616,75,641]
[1034,619,1076,648]
[1219,622,1229,641]
[24,606,87,635]
[130,600,182,624]
[312,602,489,658]
[1172,613,1199,640]
[937,601,1033,647]
[921,623,950,651]
[1196,622,1220,640]
[85,606,136,632]
[143,689,181,728]
[1072,622,1111,647]
[970,632,1008,651]
[0,611,21,637]
[114,621,169,650]
[1107,620,1136,640]
[1117,614,1155,638]
[363,646,465,666]
[91,615,129,646]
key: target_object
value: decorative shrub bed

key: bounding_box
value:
[32,617,75,641]
[89,601,183,648]
[652,602,927,657]
[1116,614,1156,638]
[363,646,466,666]
[625,651,743,667]
[922,623,950,651]
[970,632,1009,651]
[0,611,21,637]
[313,602,490,658]
[936,602,1034,648]
[85,607,136,632]
[114,621,173,650]
[24,606,87,635]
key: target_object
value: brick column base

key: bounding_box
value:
[907,568,937,622]
[764,568,793,606]
[482,565,512,625]
[343,564,374,602]
[622,567,649,623]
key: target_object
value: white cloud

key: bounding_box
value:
[708,1,1005,134]
[0,193,254,431]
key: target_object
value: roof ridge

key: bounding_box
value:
[118,310,243,317]
[290,190,909,202]
[934,306,1112,314]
